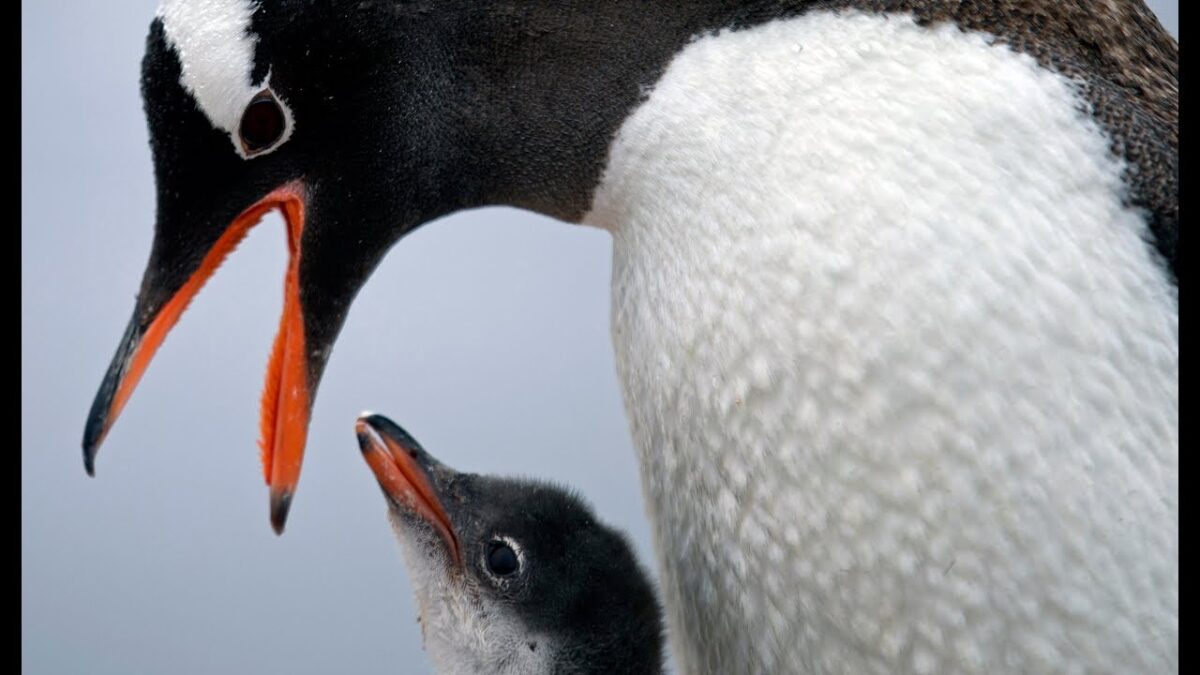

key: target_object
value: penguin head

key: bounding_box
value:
[84,0,495,529]
[355,413,665,674]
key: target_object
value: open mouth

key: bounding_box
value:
[82,181,311,533]
[356,414,462,565]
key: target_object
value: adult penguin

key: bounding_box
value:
[84,2,1177,672]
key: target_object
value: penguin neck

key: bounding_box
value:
[421,0,1176,229]
[438,0,809,222]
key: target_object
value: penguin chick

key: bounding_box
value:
[356,413,664,675]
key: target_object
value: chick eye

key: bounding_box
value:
[486,541,520,577]
[239,91,286,154]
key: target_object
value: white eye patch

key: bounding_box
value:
[157,0,294,158]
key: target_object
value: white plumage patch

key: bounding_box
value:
[157,0,292,157]
[588,11,1176,675]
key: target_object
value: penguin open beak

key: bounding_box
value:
[82,181,312,534]
[356,414,463,566]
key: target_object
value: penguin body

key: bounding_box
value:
[589,11,1176,673]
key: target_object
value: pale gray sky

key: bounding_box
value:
[22,3,1177,674]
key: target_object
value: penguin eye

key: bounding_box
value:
[485,541,520,577]
[239,91,286,154]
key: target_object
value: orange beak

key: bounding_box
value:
[83,181,312,534]
[356,414,462,565]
